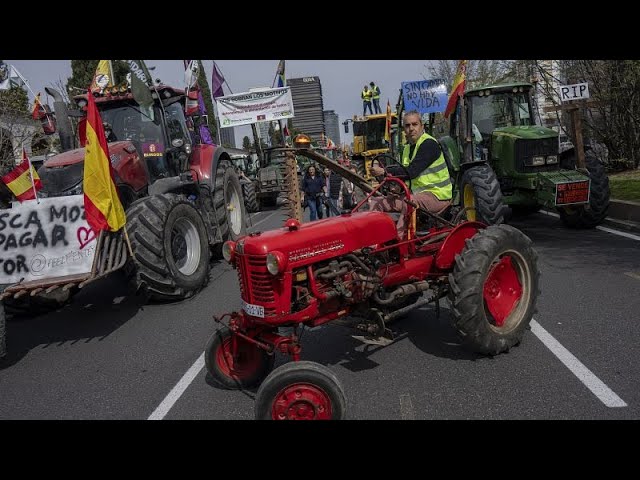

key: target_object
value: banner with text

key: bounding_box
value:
[402,79,448,115]
[216,87,294,128]
[0,195,98,284]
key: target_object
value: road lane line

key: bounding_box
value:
[624,272,640,281]
[538,210,640,241]
[399,393,415,420]
[148,354,205,420]
[250,210,279,229]
[530,320,627,408]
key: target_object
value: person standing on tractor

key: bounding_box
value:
[361,85,373,116]
[370,81,381,114]
[370,110,452,238]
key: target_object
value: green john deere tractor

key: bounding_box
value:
[450,82,610,228]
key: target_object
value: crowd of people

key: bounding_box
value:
[301,164,359,221]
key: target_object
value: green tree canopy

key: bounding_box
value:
[0,86,28,114]
[242,135,251,150]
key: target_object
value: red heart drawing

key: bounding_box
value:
[77,226,97,249]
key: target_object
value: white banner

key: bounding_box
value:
[216,87,294,128]
[559,82,590,102]
[0,195,98,284]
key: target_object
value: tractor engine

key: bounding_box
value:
[224,212,400,327]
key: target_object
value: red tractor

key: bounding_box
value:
[2,84,247,316]
[205,142,540,420]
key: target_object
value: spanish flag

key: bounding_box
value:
[83,91,126,232]
[31,92,45,120]
[384,100,392,142]
[444,60,468,119]
[1,148,42,202]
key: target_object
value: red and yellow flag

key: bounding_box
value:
[31,92,45,120]
[444,60,468,119]
[384,100,392,142]
[83,91,126,232]
[1,148,42,202]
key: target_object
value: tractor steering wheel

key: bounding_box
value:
[371,153,412,195]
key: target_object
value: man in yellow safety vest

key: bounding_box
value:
[361,85,373,115]
[370,110,452,238]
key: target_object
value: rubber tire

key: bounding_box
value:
[460,165,505,225]
[448,224,540,356]
[242,182,259,213]
[126,194,210,302]
[204,326,275,389]
[213,159,247,242]
[255,361,347,420]
[558,152,610,228]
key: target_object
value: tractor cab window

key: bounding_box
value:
[163,103,192,147]
[471,91,534,136]
[365,117,386,150]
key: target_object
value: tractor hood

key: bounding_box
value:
[43,141,134,167]
[239,211,398,266]
[494,125,558,140]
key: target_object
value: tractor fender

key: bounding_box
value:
[435,221,486,270]
[191,144,232,187]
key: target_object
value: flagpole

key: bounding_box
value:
[108,60,115,86]
[22,143,39,204]
[11,67,41,109]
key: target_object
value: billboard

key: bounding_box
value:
[216,87,295,128]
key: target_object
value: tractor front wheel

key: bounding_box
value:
[213,160,247,242]
[204,326,274,389]
[126,194,210,302]
[460,165,505,225]
[558,152,610,228]
[255,361,347,420]
[448,224,540,355]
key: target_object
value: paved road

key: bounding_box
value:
[1,209,639,420]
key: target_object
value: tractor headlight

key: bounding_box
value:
[525,156,546,167]
[266,251,286,276]
[546,155,558,164]
[222,241,236,263]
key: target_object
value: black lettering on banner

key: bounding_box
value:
[69,206,81,222]
[3,259,15,275]
[50,205,67,223]
[16,255,28,273]
[561,86,570,100]
[4,234,17,251]
[9,213,22,228]
[19,231,32,247]
[0,212,9,231]
[0,233,4,248]
[24,211,42,229]
[32,228,48,249]
[51,225,69,247]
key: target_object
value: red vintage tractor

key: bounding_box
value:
[204,141,540,420]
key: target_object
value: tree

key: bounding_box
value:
[242,135,251,150]
[428,60,518,90]
[195,60,218,138]
[66,60,129,96]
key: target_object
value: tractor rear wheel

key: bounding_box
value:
[213,159,247,242]
[241,181,259,213]
[126,194,210,302]
[448,224,540,355]
[255,361,347,420]
[558,152,610,228]
[460,165,505,225]
[204,326,274,389]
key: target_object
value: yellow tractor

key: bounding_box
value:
[344,113,399,180]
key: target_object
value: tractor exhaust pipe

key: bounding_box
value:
[45,87,75,152]
[373,280,430,305]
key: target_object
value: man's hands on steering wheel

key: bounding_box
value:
[370,153,411,195]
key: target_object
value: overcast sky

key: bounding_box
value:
[5,59,439,147]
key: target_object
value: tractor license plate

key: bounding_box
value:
[242,301,264,318]
[555,180,590,206]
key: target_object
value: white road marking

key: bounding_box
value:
[624,272,640,281]
[538,210,640,241]
[530,320,627,408]
[399,393,416,420]
[148,354,205,420]
[250,210,279,229]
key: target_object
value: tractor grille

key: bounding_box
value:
[236,254,277,316]
[514,138,559,173]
